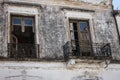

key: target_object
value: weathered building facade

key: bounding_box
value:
[0,0,120,80]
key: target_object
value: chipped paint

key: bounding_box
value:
[0,0,118,59]
[0,0,119,79]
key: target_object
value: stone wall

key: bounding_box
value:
[0,0,119,60]
[93,9,120,59]
[0,3,7,57]
[40,5,66,59]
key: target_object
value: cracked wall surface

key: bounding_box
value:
[0,0,119,60]
[0,3,7,57]
[0,0,120,80]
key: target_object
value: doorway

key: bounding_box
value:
[69,19,92,57]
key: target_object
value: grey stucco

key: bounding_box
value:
[0,0,119,60]
[0,3,7,57]
[40,5,66,59]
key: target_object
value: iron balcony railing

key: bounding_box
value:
[8,43,39,59]
[63,42,112,60]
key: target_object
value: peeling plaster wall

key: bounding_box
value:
[40,5,66,59]
[93,9,120,59]
[0,0,120,80]
[0,3,7,57]
[0,0,119,59]
[0,61,120,80]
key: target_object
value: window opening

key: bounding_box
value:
[69,20,92,57]
[8,15,38,58]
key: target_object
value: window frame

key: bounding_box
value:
[69,19,93,57]
[69,19,91,43]
[11,15,35,33]
[12,17,22,26]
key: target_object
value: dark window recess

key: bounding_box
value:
[73,23,77,31]
[24,18,33,32]
[11,16,34,44]
[12,17,22,32]
[25,27,33,32]
[8,16,38,58]
[13,26,22,32]
[74,32,79,42]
